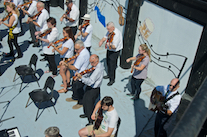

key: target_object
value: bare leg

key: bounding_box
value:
[60,65,67,89]
[78,127,89,137]
[66,69,70,85]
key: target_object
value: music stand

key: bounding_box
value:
[0,101,15,123]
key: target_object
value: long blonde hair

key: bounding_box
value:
[5,2,20,17]
[140,44,151,60]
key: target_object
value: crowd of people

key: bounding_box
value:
[0,0,182,137]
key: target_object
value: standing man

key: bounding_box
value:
[150,78,182,137]
[40,0,50,14]
[27,1,49,47]
[74,54,104,125]
[99,22,123,86]
[60,0,79,35]
[18,0,38,39]
[75,14,93,52]
[78,96,119,137]
[63,40,90,109]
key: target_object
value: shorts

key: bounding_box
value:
[86,125,115,137]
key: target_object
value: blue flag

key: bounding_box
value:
[94,6,106,27]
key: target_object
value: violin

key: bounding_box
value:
[131,55,146,73]
[72,67,95,80]
[2,12,12,22]
[47,37,68,48]
[118,6,124,26]
[81,22,90,29]
[105,32,115,50]
[35,28,52,42]
[29,11,42,19]
[20,1,32,7]
[65,8,71,15]
[57,53,79,68]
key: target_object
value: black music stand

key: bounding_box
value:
[0,101,15,123]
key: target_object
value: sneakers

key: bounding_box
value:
[72,104,83,109]
[66,98,77,102]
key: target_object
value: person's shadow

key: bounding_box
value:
[133,99,155,137]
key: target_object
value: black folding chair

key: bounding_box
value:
[25,76,57,121]
[13,54,40,92]
[114,117,121,137]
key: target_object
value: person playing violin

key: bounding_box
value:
[27,2,49,47]
[51,26,75,92]
[63,40,90,107]
[36,17,59,78]
[99,22,123,86]
[126,44,151,100]
[75,14,93,52]
[74,54,104,124]
[60,0,79,35]
[78,96,119,137]
[0,2,23,59]
[17,0,38,38]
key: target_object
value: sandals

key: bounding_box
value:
[57,88,68,93]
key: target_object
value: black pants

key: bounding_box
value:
[29,22,37,43]
[83,86,100,123]
[70,26,77,36]
[154,111,171,137]
[130,77,144,97]
[106,50,120,81]
[72,80,85,105]
[19,9,24,31]
[7,33,22,57]
[46,54,57,75]
[41,1,50,14]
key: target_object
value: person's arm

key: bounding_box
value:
[36,36,49,43]
[0,15,15,27]
[126,57,136,63]
[67,64,78,71]
[18,5,29,15]
[91,101,101,120]
[74,30,81,40]
[99,37,107,47]
[133,64,146,71]
[32,20,40,27]
[52,46,68,55]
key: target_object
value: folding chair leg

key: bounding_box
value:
[19,82,23,93]
[50,100,57,114]
[32,75,40,87]
[35,108,39,122]
[13,72,17,82]
[25,97,30,108]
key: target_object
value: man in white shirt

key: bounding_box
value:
[27,1,49,47]
[74,54,104,124]
[63,40,90,109]
[18,0,38,42]
[60,0,79,35]
[99,22,123,86]
[79,96,119,137]
[75,14,93,52]
[40,0,50,14]
[150,78,181,137]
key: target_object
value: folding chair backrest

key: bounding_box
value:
[43,77,55,95]
[29,54,38,71]
[114,117,121,137]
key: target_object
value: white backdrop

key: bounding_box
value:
[135,1,203,93]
